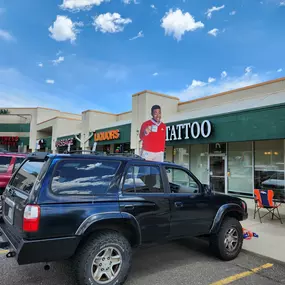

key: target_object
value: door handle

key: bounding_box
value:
[124,205,134,210]
[174,201,183,208]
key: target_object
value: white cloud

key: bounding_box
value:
[277,68,283,72]
[46,79,55,84]
[60,0,110,11]
[208,77,216,83]
[49,15,81,42]
[150,4,156,9]
[174,72,262,102]
[161,9,204,41]
[208,28,219,36]
[0,29,15,42]
[189,80,207,88]
[221,71,227,78]
[52,56,65,65]
[122,0,138,4]
[153,72,158,76]
[93,13,132,33]
[129,30,144,40]
[38,63,43,68]
[56,50,63,56]
[206,5,225,19]
[230,10,236,16]
[280,1,285,6]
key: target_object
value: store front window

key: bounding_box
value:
[254,140,285,199]
[173,145,190,169]
[190,144,209,185]
[228,141,253,196]
[114,143,131,153]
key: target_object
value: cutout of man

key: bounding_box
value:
[139,105,166,162]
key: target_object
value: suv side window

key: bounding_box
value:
[13,157,25,173]
[166,167,200,194]
[0,156,12,173]
[51,159,120,196]
[10,160,44,193]
[123,165,164,194]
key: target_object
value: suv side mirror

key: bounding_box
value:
[203,184,211,194]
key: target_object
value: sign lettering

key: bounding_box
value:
[55,138,74,147]
[0,136,19,146]
[94,129,120,142]
[166,120,212,141]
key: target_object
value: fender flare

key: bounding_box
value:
[75,211,141,246]
[210,203,244,234]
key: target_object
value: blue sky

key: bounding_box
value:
[0,0,285,114]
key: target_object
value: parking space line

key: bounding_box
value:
[0,250,8,254]
[210,263,273,285]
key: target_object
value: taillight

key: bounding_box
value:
[23,205,40,232]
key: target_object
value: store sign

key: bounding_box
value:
[94,129,120,142]
[55,138,74,147]
[166,120,212,141]
[0,109,9,115]
[0,136,19,146]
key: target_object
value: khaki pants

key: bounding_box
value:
[141,150,164,162]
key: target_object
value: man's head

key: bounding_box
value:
[151,105,161,122]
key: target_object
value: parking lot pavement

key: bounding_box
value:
[1,238,285,285]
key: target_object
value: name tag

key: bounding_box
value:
[151,125,158,132]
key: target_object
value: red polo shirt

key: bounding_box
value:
[139,119,166,152]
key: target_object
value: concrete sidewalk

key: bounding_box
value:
[241,198,285,264]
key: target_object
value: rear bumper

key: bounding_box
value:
[0,222,81,265]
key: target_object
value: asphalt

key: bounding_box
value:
[1,238,285,285]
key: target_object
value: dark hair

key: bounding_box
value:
[151,105,161,115]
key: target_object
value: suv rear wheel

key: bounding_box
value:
[74,230,132,285]
[209,217,243,261]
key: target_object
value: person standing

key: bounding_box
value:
[139,105,166,162]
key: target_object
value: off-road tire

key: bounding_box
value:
[209,217,243,261]
[74,230,132,285]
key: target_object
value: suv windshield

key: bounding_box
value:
[10,160,44,193]
[0,156,12,173]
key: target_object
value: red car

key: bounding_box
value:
[0,152,27,195]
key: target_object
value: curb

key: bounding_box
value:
[242,248,285,267]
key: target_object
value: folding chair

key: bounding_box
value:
[254,189,283,224]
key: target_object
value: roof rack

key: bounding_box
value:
[106,153,143,159]
[62,150,144,159]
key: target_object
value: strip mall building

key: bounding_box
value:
[1,77,285,198]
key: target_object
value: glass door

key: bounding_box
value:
[209,155,226,193]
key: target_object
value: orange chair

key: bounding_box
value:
[254,189,283,224]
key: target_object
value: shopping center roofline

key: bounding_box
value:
[82,110,132,116]
[178,76,285,106]
[37,116,81,125]
[132,90,180,100]
[2,106,81,116]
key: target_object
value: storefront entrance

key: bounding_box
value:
[209,154,226,193]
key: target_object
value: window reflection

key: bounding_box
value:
[123,166,163,194]
[0,156,12,173]
[254,140,285,199]
[51,159,120,195]
[11,161,44,192]
[173,145,190,169]
[228,142,253,196]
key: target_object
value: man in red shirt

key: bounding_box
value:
[139,105,166,162]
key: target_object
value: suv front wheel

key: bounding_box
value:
[209,217,243,261]
[74,230,132,285]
